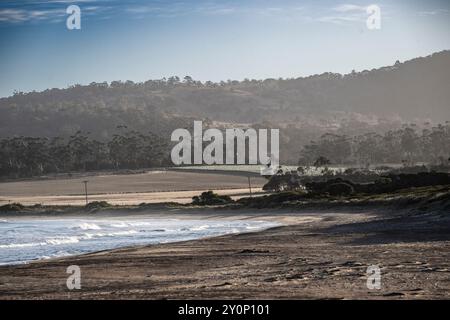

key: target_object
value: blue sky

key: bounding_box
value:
[0,0,449,97]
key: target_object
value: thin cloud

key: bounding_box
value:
[333,4,367,13]
[417,9,449,16]
[125,2,237,19]
[0,9,27,23]
[317,15,364,25]
[124,3,304,20]
[0,1,388,26]
[314,3,372,26]
[0,8,67,23]
[0,1,107,24]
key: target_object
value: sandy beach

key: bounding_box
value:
[0,206,449,299]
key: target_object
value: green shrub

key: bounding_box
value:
[85,201,111,210]
[192,191,233,206]
[0,203,25,212]
[237,191,306,208]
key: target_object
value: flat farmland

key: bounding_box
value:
[0,170,266,205]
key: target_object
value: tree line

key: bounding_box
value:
[298,123,450,167]
[1,123,449,179]
[0,129,169,178]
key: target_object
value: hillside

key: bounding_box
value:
[1,51,449,139]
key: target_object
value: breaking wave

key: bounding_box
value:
[0,217,278,265]
[76,223,102,230]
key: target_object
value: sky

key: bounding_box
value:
[0,0,449,97]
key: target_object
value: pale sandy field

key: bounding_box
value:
[0,170,266,205]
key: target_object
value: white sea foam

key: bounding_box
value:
[190,224,209,231]
[0,217,278,265]
[245,225,263,230]
[0,231,138,249]
[77,223,102,230]
[46,236,80,245]
[0,242,45,249]
[82,230,139,239]
[109,222,129,228]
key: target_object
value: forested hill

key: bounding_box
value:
[0,50,449,138]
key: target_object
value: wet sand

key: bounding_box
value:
[0,207,449,299]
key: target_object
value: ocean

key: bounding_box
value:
[0,217,277,265]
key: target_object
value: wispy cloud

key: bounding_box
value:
[316,15,364,25]
[124,2,238,19]
[417,9,449,16]
[313,3,371,26]
[123,2,304,20]
[0,8,67,23]
[0,0,242,24]
[0,9,27,23]
[333,4,367,13]
[0,1,389,26]
[0,1,375,26]
[0,0,107,24]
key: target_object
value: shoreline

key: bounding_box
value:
[0,208,293,267]
[0,204,339,222]
[1,204,449,299]
[0,207,327,267]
